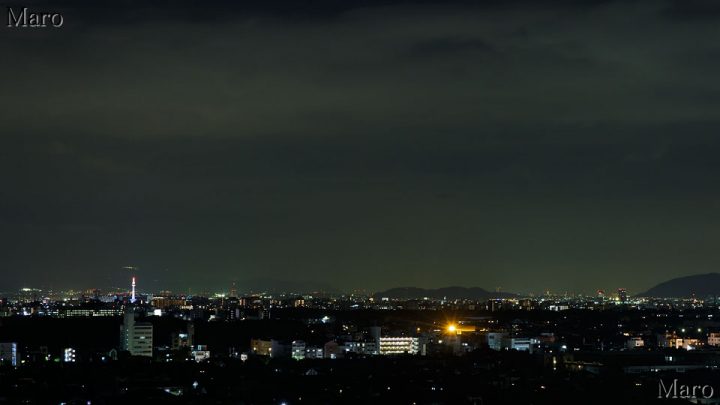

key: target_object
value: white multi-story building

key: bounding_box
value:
[708,333,720,347]
[378,337,420,355]
[292,340,306,360]
[120,310,153,357]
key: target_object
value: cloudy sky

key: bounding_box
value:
[2,0,720,294]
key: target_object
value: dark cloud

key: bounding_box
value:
[662,0,720,20]
[1,0,720,294]
[407,36,497,57]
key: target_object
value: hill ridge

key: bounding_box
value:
[638,273,720,297]
[373,286,516,300]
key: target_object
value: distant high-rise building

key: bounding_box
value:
[617,288,628,303]
[120,309,153,357]
[0,342,18,366]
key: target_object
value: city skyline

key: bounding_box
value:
[5,1,720,403]
[2,271,717,298]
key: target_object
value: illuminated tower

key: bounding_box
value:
[123,266,139,304]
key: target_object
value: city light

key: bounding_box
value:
[3,0,720,402]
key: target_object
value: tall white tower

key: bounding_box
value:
[131,276,136,304]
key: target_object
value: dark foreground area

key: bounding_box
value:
[0,352,703,404]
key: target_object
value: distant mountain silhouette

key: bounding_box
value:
[638,273,720,298]
[373,286,516,300]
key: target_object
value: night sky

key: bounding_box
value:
[2,0,720,294]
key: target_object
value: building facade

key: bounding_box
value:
[120,310,154,357]
[0,342,17,366]
[378,337,420,355]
